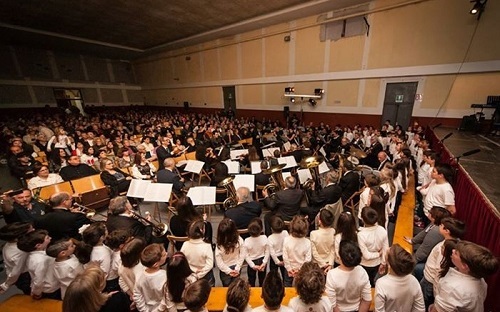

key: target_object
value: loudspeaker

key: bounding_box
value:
[183,102,189,110]
[284,106,290,118]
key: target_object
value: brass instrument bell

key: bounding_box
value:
[218,176,238,209]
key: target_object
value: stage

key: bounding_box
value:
[433,127,500,212]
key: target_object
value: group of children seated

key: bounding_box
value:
[0,204,498,312]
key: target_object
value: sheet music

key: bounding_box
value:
[184,160,204,174]
[282,171,291,180]
[263,147,280,158]
[297,169,313,185]
[319,147,327,157]
[233,174,255,192]
[261,142,276,149]
[143,183,173,202]
[126,180,152,198]
[318,161,330,174]
[278,156,297,169]
[175,160,188,167]
[230,149,248,160]
[283,141,291,151]
[251,161,262,174]
[187,186,216,205]
[223,160,240,174]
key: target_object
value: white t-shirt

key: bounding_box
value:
[325,265,372,311]
[374,274,425,312]
[423,181,455,216]
[268,231,289,265]
[282,236,311,272]
[54,255,84,299]
[310,227,335,267]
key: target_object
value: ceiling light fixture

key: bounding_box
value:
[470,0,487,19]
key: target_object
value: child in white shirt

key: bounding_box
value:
[183,279,212,312]
[375,244,425,312]
[0,222,32,295]
[82,222,112,280]
[17,229,61,299]
[215,218,245,287]
[283,215,311,287]
[181,220,215,286]
[105,229,131,292]
[431,241,498,312]
[288,262,332,312]
[357,207,389,287]
[46,238,84,299]
[251,270,293,312]
[243,217,270,287]
[118,238,146,303]
[325,240,372,312]
[357,174,380,222]
[267,215,290,285]
[133,243,168,312]
[310,209,335,273]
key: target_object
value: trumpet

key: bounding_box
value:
[130,211,169,237]
[72,202,98,219]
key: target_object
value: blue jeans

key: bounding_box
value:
[247,257,266,287]
[413,262,425,282]
[420,276,435,310]
[202,270,216,287]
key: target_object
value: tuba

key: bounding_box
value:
[262,163,287,197]
[300,156,323,190]
[218,176,238,210]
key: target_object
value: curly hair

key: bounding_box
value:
[294,262,325,304]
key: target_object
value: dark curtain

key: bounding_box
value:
[425,127,500,312]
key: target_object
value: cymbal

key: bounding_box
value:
[262,163,286,174]
[300,156,322,169]
[350,147,367,159]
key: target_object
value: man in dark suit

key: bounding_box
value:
[2,189,47,224]
[156,136,175,170]
[156,158,185,195]
[303,171,342,221]
[377,151,391,171]
[106,196,152,244]
[339,161,361,205]
[363,136,384,168]
[34,192,91,240]
[263,176,304,235]
[59,155,98,181]
[225,187,262,231]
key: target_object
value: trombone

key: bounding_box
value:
[72,202,99,219]
[130,211,169,237]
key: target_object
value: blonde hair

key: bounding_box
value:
[63,266,107,312]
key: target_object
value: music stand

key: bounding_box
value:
[187,186,216,220]
[233,174,255,192]
[143,183,173,223]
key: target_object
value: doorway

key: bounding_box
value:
[222,86,236,114]
[381,82,417,129]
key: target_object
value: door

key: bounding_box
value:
[222,86,236,114]
[381,82,417,129]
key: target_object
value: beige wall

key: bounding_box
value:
[135,0,500,119]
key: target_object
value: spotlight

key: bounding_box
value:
[290,97,295,103]
[314,88,324,95]
[470,0,487,16]
[285,87,295,93]
[309,98,316,106]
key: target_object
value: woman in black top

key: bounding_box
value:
[99,158,132,197]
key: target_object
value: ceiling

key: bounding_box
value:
[0,0,369,60]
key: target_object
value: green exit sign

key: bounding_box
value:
[395,95,404,103]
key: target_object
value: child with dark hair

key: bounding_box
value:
[224,278,251,312]
[0,222,33,295]
[325,241,371,312]
[431,241,499,312]
[81,222,114,288]
[438,239,459,279]
[216,218,245,286]
[104,229,131,291]
[288,262,331,312]
[421,217,466,309]
[118,238,146,302]
[282,215,311,287]
[158,251,198,312]
[46,238,84,299]
[333,212,358,267]
[310,209,335,273]
[133,243,167,311]
[181,220,215,286]
[369,186,389,228]
[375,244,424,312]
[358,173,380,221]
[267,215,290,285]
[243,217,269,287]
[357,207,389,287]
[17,229,61,300]
[183,279,212,312]
[251,270,293,312]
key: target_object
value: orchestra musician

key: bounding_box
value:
[255,160,271,187]
[156,136,175,170]
[34,192,91,240]
[225,187,262,232]
[156,158,185,196]
[1,189,47,224]
[362,136,384,168]
[303,171,342,222]
[339,161,361,205]
[106,196,153,244]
